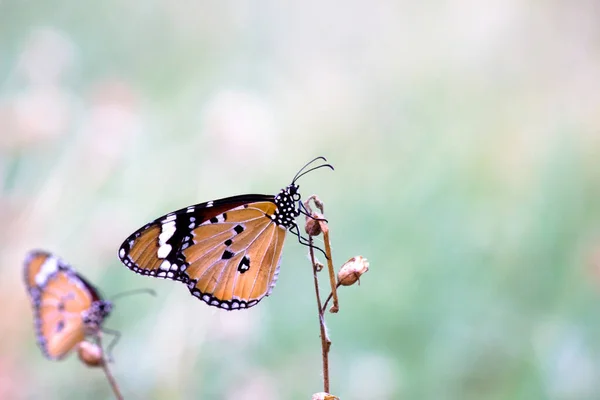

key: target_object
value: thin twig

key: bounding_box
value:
[321,282,342,314]
[319,224,339,313]
[97,336,124,400]
[309,236,331,393]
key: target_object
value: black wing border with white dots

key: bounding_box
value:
[118,194,276,282]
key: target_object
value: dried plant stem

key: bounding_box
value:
[97,336,124,400]
[320,225,339,313]
[305,194,339,394]
[322,282,342,314]
[309,236,331,393]
[101,362,123,400]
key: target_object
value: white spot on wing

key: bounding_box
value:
[163,214,176,223]
[35,257,59,286]
[119,248,125,258]
[159,260,171,271]
[157,244,172,259]
[206,201,214,208]
[159,221,176,245]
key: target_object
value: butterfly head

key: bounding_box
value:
[271,157,335,229]
[82,300,112,333]
[288,182,301,201]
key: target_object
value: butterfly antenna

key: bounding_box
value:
[293,164,334,184]
[110,288,157,302]
[292,156,329,183]
[292,157,334,184]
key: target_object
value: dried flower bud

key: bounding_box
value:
[312,393,339,400]
[305,215,323,236]
[78,341,104,367]
[337,256,369,286]
[304,195,324,214]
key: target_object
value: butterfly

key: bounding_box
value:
[24,250,113,360]
[118,156,333,310]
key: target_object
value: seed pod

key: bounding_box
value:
[305,214,323,236]
[77,341,104,367]
[337,256,369,286]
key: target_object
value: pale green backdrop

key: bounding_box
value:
[1,1,600,399]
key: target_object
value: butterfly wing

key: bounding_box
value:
[119,194,288,309]
[24,251,98,360]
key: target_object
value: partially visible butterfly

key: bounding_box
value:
[119,156,333,310]
[24,250,113,360]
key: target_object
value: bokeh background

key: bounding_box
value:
[2,1,600,399]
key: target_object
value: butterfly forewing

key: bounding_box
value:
[119,195,274,282]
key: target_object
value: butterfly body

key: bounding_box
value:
[119,183,302,310]
[81,301,112,334]
[24,250,112,360]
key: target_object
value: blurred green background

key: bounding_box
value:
[2,1,600,399]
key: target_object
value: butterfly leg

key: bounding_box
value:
[298,201,329,223]
[289,223,328,258]
[100,327,121,363]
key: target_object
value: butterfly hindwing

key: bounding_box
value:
[37,271,92,359]
[184,201,287,309]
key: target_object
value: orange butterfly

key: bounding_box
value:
[24,250,113,360]
[119,157,333,310]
